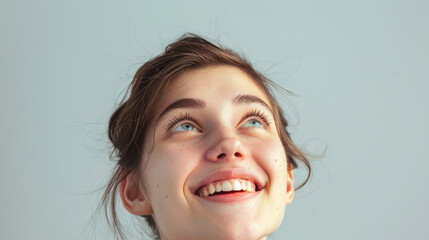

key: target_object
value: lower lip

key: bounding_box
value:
[196,190,262,203]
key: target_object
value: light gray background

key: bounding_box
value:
[1,0,428,239]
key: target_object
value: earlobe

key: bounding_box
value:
[286,169,295,205]
[119,173,154,215]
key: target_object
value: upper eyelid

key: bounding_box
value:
[241,109,272,124]
[157,95,273,126]
[164,109,272,132]
[243,115,266,124]
[164,112,200,132]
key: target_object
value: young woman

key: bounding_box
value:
[101,34,311,240]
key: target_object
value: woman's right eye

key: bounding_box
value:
[173,123,196,132]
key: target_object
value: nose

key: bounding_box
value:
[205,130,246,162]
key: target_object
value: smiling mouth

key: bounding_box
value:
[195,178,261,197]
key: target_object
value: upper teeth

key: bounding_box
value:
[197,179,256,197]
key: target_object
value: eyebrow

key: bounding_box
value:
[155,94,273,124]
[233,94,273,114]
[156,98,206,124]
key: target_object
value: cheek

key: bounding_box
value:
[141,143,207,235]
[250,138,287,171]
[249,137,289,227]
[250,137,288,197]
[142,143,199,203]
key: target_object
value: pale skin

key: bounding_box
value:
[120,65,295,240]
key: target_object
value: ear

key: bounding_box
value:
[286,169,295,205]
[119,173,153,215]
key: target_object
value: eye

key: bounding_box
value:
[174,122,197,132]
[166,112,200,133]
[241,119,263,128]
[240,109,271,129]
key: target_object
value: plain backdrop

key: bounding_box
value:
[1,0,428,239]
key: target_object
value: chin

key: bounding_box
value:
[200,218,274,240]
[211,229,269,240]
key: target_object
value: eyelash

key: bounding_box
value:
[166,112,198,131]
[243,109,271,128]
[165,109,271,132]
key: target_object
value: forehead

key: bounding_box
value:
[161,65,270,108]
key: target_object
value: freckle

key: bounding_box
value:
[275,159,278,162]
[156,184,159,188]
[165,194,168,198]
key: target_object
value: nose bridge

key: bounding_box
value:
[205,125,245,161]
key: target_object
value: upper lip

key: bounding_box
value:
[190,168,265,194]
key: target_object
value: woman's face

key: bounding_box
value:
[139,65,294,240]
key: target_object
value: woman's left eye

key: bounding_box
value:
[174,123,196,132]
[241,119,263,128]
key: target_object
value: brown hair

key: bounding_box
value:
[100,33,311,240]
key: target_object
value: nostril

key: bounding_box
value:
[234,152,241,157]
[217,153,226,158]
